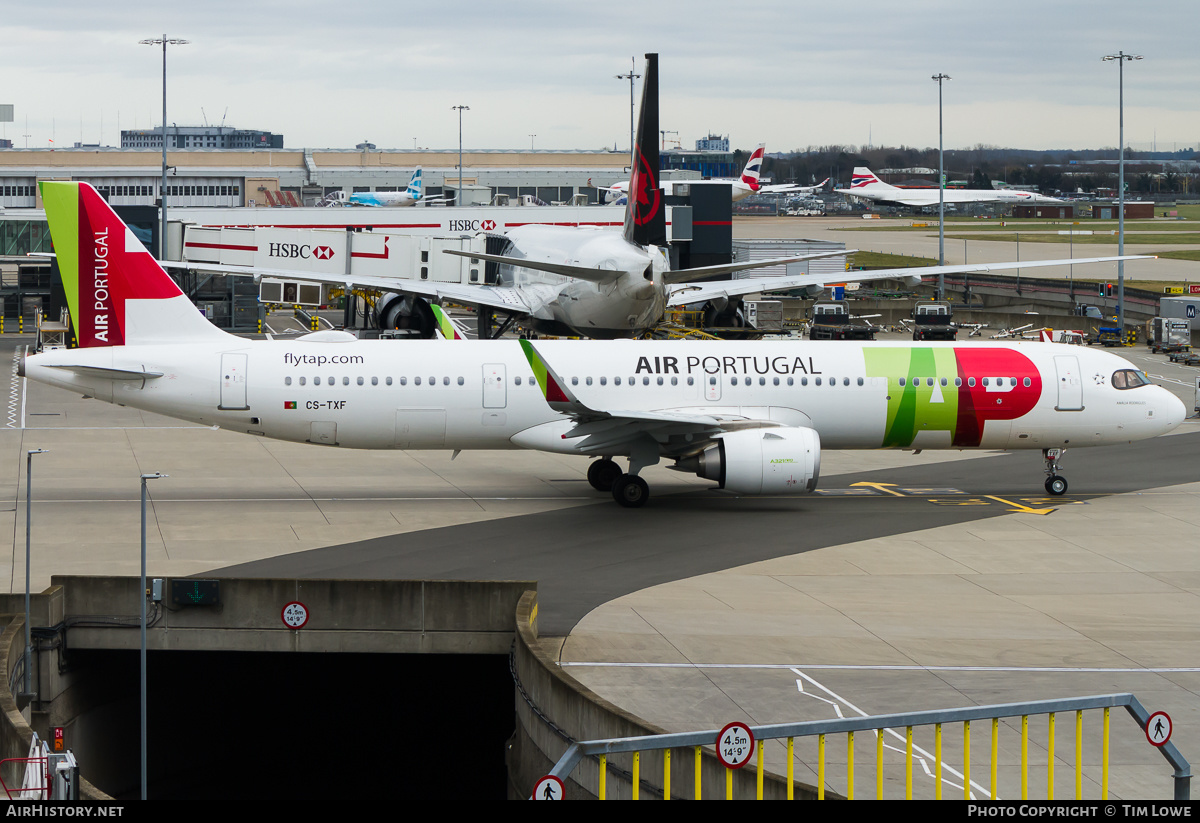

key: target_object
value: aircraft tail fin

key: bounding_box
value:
[739,144,767,191]
[40,181,230,348]
[851,167,893,190]
[407,167,423,200]
[622,53,667,249]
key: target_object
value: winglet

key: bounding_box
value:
[519,339,579,410]
[430,304,465,340]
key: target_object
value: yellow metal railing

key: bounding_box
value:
[541,693,1189,801]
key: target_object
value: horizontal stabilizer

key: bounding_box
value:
[46,364,163,380]
[441,249,623,284]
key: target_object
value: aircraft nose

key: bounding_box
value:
[1161,388,1187,430]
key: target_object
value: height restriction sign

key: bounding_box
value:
[282,601,309,629]
[716,722,755,769]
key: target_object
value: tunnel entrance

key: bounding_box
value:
[67,650,514,800]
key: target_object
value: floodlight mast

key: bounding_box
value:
[139,36,189,260]
[451,105,469,205]
[615,58,641,169]
[1102,51,1142,332]
[932,73,951,300]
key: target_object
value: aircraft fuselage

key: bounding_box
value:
[24,339,1182,458]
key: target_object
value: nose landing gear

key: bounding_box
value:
[1043,448,1068,496]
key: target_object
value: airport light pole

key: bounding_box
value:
[140,471,167,800]
[22,449,47,706]
[1103,51,1141,332]
[139,35,189,260]
[529,134,536,150]
[452,105,469,205]
[932,73,951,300]
[615,58,641,167]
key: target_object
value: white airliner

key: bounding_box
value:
[24,180,1184,508]
[837,168,1063,207]
[606,144,829,203]
[321,168,449,207]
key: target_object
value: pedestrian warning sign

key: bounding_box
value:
[1145,711,1172,747]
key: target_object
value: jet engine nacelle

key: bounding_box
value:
[374,293,436,338]
[803,284,825,298]
[687,427,821,495]
[903,274,923,289]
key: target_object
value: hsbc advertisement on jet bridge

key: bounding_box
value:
[183,225,482,283]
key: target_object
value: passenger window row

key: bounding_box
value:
[898,376,1032,388]
[283,376,469,387]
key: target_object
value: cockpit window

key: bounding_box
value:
[1112,369,1151,390]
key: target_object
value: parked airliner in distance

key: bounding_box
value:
[321,168,449,207]
[24,180,1185,507]
[837,167,1063,207]
[606,143,829,203]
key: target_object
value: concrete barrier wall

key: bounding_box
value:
[508,591,820,800]
[0,577,533,799]
[0,612,110,801]
[51,576,531,655]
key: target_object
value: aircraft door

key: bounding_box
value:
[1054,355,1084,411]
[704,373,722,401]
[483,364,507,408]
[219,353,249,410]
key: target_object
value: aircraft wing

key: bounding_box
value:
[160,260,535,316]
[661,250,855,285]
[666,253,1156,308]
[519,339,778,453]
[667,271,852,307]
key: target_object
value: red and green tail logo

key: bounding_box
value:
[40,181,183,347]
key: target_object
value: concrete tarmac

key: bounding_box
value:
[4,309,1200,799]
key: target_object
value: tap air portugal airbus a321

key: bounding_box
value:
[24,181,1184,507]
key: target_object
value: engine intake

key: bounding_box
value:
[681,427,821,495]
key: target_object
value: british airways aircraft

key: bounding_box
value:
[606,143,829,203]
[23,180,1184,507]
[837,167,1063,207]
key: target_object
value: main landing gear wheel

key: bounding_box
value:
[611,474,650,508]
[1045,475,1068,496]
[587,458,622,492]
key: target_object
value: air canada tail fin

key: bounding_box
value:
[407,167,423,200]
[40,181,230,348]
[740,144,767,190]
[622,53,667,249]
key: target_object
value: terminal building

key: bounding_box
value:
[120,125,284,150]
[0,142,746,211]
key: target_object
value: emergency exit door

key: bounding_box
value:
[219,353,249,410]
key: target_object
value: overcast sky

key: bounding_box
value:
[4,1,1196,154]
